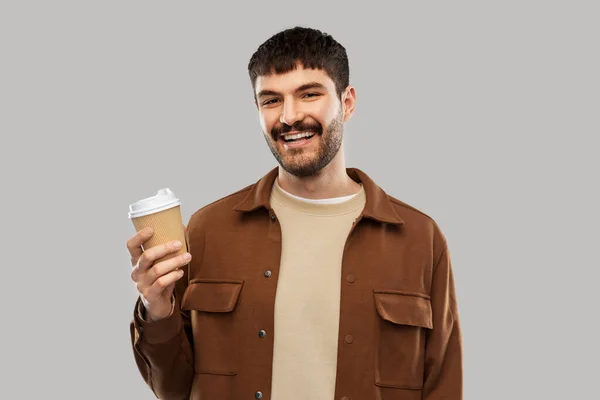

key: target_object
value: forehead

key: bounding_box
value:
[255,66,335,95]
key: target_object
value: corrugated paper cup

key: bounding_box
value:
[128,188,188,265]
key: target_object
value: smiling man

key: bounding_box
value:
[256,66,352,182]
[128,26,463,400]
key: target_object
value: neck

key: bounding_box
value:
[277,149,362,200]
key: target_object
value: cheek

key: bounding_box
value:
[314,101,340,127]
[330,102,343,121]
[259,112,275,134]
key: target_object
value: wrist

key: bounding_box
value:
[141,294,176,322]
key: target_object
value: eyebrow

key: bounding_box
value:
[256,81,327,99]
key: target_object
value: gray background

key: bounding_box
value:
[1,1,598,399]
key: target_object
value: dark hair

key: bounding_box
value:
[248,26,350,99]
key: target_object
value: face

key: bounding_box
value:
[254,65,353,177]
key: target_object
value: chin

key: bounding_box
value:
[282,157,328,177]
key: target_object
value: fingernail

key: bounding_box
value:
[172,240,182,248]
[145,228,153,235]
[183,253,191,260]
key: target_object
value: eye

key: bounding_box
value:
[303,93,321,99]
[262,98,279,106]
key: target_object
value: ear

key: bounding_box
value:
[341,86,356,122]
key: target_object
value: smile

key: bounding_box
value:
[280,131,317,148]
[282,131,316,142]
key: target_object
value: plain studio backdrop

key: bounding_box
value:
[1,1,598,399]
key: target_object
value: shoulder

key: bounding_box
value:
[186,183,254,228]
[386,192,448,254]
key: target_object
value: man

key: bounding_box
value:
[127,26,462,400]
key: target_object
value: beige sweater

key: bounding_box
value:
[269,177,366,400]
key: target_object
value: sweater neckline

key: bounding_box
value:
[270,178,366,216]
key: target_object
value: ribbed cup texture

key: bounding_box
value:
[131,205,187,265]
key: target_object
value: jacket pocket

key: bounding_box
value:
[373,289,433,390]
[181,279,244,375]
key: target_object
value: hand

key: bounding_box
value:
[127,226,191,322]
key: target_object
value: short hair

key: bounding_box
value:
[248,26,350,99]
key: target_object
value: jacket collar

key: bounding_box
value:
[233,166,405,226]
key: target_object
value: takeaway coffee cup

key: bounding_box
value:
[128,188,188,265]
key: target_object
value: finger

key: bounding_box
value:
[127,227,154,265]
[144,269,185,301]
[137,239,184,271]
[145,252,191,285]
[130,264,140,284]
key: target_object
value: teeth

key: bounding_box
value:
[283,131,315,141]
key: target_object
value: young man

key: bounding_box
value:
[128,26,462,400]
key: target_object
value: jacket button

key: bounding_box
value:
[255,391,263,399]
[258,330,266,338]
[346,274,355,283]
[264,270,272,278]
[344,334,354,344]
[341,397,350,400]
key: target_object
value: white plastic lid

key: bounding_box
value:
[128,188,181,219]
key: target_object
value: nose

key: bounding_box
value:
[280,101,305,126]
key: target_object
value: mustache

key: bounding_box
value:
[271,121,322,137]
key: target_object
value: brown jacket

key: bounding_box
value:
[130,166,463,400]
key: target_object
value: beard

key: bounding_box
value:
[263,107,344,178]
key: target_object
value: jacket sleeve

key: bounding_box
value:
[129,222,195,400]
[422,241,463,399]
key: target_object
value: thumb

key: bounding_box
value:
[183,223,189,248]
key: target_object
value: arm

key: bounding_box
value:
[129,223,196,400]
[422,242,463,399]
